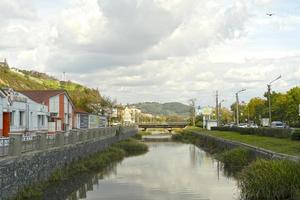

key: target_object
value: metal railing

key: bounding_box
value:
[0,126,137,158]
[0,138,9,157]
[46,134,56,148]
[22,135,38,153]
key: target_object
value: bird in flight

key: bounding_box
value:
[266,13,274,16]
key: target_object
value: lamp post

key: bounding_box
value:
[267,75,281,126]
[236,89,246,125]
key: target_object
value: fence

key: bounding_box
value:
[0,126,136,157]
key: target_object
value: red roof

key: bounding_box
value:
[74,108,89,114]
[18,90,73,106]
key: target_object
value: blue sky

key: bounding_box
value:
[0,0,299,107]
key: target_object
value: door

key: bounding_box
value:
[3,112,10,137]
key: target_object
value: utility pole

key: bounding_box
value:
[236,89,246,125]
[267,75,281,126]
[216,91,219,126]
[236,93,239,125]
[219,100,225,125]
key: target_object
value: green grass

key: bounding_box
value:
[238,159,300,200]
[216,148,254,176]
[185,127,300,156]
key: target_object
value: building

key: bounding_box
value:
[74,108,89,129]
[123,107,141,125]
[0,58,9,68]
[0,89,48,137]
[20,90,75,133]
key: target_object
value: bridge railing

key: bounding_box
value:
[137,122,188,125]
[0,125,137,158]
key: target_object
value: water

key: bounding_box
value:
[61,142,239,200]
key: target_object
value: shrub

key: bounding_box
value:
[217,148,254,174]
[291,129,300,141]
[238,159,300,200]
[211,127,291,138]
[114,139,148,156]
[172,132,197,143]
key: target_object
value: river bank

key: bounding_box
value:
[14,139,148,200]
[173,129,300,200]
[50,142,239,200]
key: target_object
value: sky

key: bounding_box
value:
[0,0,299,107]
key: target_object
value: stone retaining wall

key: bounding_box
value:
[0,128,137,200]
[191,131,300,162]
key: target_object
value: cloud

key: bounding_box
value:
[0,0,299,107]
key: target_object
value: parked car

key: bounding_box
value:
[238,123,248,128]
[249,123,258,128]
[270,121,288,128]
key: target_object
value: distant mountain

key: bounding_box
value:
[131,102,191,117]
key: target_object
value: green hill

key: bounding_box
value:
[0,66,104,112]
[131,102,191,117]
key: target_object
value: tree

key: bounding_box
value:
[247,97,266,124]
[188,99,196,126]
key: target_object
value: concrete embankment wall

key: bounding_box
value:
[0,128,137,200]
[191,131,300,162]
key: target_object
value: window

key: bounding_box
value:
[19,111,25,126]
[10,111,15,126]
[38,115,45,127]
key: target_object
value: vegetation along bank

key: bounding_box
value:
[172,128,300,200]
[14,139,148,200]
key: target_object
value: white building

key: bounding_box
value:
[20,90,74,133]
[0,89,48,137]
[123,107,141,125]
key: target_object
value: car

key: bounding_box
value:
[249,124,258,128]
[238,123,248,128]
[270,121,288,128]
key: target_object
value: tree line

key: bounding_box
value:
[229,86,300,127]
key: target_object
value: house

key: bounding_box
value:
[123,107,141,125]
[75,108,108,129]
[19,90,75,133]
[0,88,48,137]
[74,108,89,129]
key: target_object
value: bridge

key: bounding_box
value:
[137,122,188,131]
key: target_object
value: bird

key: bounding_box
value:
[266,13,274,16]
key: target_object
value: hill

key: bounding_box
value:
[131,102,191,117]
[0,66,104,112]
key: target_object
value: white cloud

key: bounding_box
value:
[0,0,299,107]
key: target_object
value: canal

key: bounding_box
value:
[48,142,239,200]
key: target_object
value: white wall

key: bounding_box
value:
[0,97,3,131]
[49,95,59,113]
[8,93,49,133]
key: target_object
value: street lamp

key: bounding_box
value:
[267,75,281,126]
[236,89,246,125]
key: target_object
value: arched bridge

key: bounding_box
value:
[137,122,188,130]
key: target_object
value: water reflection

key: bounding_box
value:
[47,142,239,200]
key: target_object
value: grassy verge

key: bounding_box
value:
[185,126,300,157]
[238,159,300,200]
[14,139,148,200]
[216,148,254,176]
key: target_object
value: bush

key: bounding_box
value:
[211,127,291,138]
[114,139,148,156]
[291,129,300,141]
[238,159,300,200]
[217,148,254,174]
[172,132,197,143]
